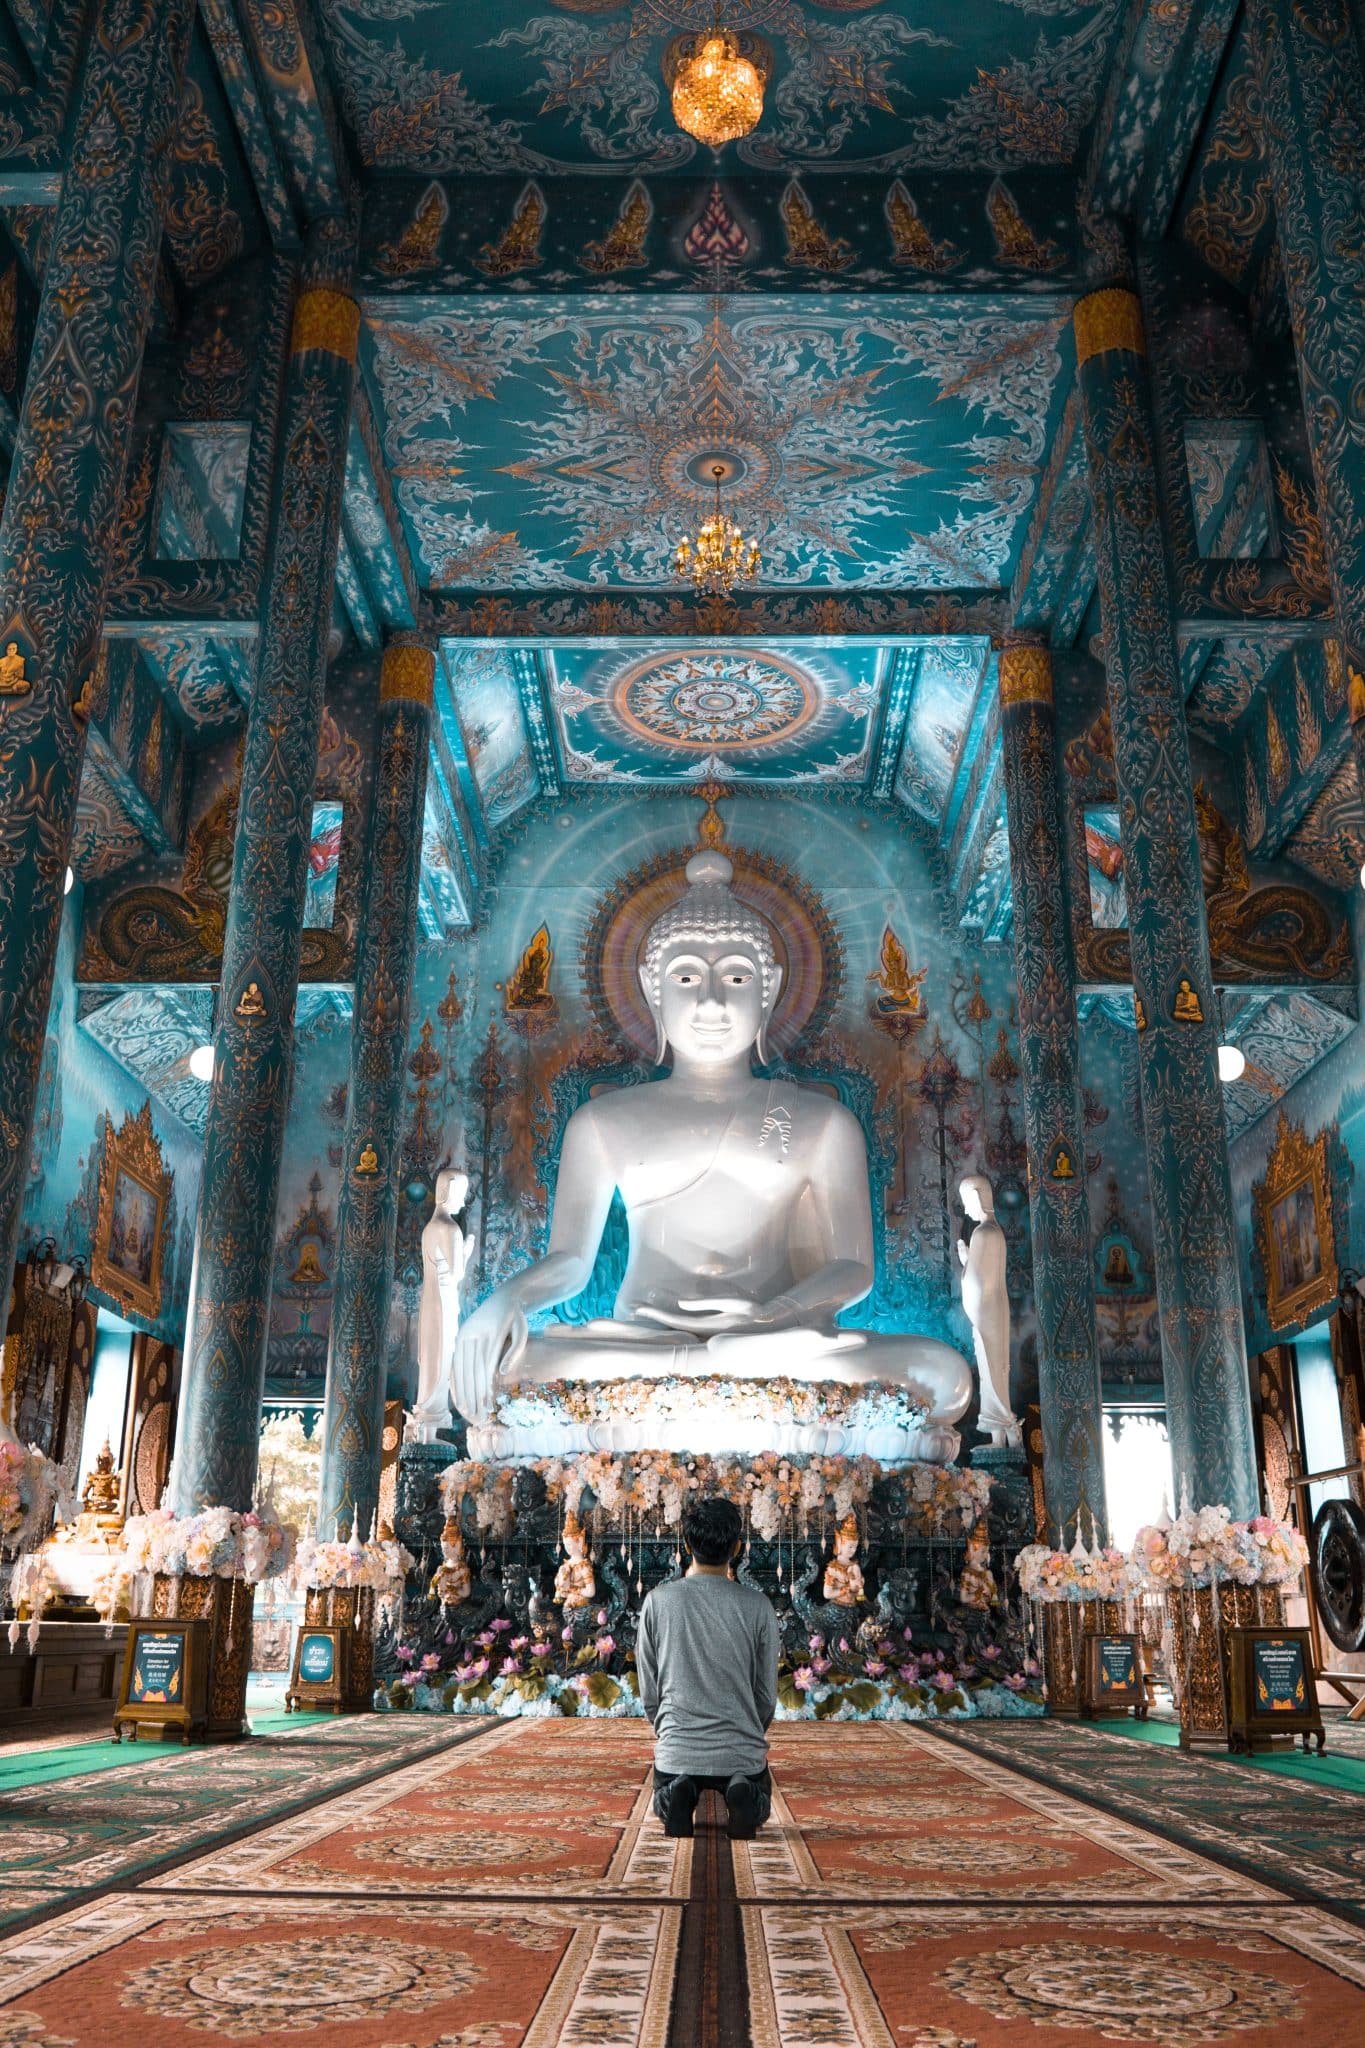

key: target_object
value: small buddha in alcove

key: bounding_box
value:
[958,1521,998,1611]
[78,1440,123,1531]
[431,1516,472,1607]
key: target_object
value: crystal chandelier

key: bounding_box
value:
[675,462,760,597]
[669,27,765,148]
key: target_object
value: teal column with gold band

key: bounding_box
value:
[0,0,196,1310]
[173,254,360,1514]
[1248,0,1365,786]
[1074,287,1258,1519]
[998,640,1107,1541]
[317,637,435,1540]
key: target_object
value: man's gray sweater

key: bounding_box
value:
[635,1573,778,1777]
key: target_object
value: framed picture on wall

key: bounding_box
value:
[93,1103,171,1323]
[1257,1113,1337,1333]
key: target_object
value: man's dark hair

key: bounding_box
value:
[682,1495,743,1567]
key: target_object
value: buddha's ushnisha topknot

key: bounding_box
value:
[639,852,781,1008]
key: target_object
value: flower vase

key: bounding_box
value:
[1041,1600,1124,1715]
[150,1572,255,1739]
[302,1583,377,1712]
[1169,1583,1284,1747]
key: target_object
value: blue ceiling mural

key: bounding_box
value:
[318,1,1124,176]
[363,293,1068,590]
[547,642,881,783]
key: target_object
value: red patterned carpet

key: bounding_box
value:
[0,1719,1362,2044]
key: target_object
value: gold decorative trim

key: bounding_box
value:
[380,641,435,706]
[1074,287,1145,366]
[1257,1110,1337,1332]
[290,287,361,362]
[92,1102,171,1323]
[999,643,1053,708]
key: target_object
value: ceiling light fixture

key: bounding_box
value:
[675,461,760,597]
[667,24,766,148]
[63,866,74,896]
[1216,1042,1246,1083]
[189,1043,216,1082]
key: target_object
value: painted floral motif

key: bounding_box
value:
[856,1832,1070,1872]
[939,1940,1299,2042]
[123,1936,483,2035]
[367,298,1065,590]
[349,1828,564,1870]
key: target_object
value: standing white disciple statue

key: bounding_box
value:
[957,1174,1022,1448]
[450,851,972,1462]
[411,1167,472,1443]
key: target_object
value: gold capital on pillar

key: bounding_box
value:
[290,287,361,363]
[380,641,436,707]
[999,642,1053,708]
[1073,288,1145,367]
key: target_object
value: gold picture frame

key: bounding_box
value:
[1257,1112,1337,1332]
[93,1103,170,1322]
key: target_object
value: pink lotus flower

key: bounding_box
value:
[931,1670,957,1692]
[510,1635,529,1651]
[596,1609,608,1626]
[468,1656,490,1679]
[876,1640,895,1657]
[864,1659,886,1677]
[561,1626,574,1644]
[490,1617,513,1633]
[902,1626,913,1640]
[980,1643,1002,1661]
[793,1666,816,1692]
[420,1653,441,1674]
[475,1630,495,1648]
[810,1656,831,1675]
[499,1656,519,1675]
[530,1643,552,1660]
[897,1664,917,1683]
[594,1635,615,1659]
[1003,1672,1027,1691]
[808,1633,825,1651]
[838,1637,850,1654]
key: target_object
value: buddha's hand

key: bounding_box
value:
[450,1299,529,1422]
[659,1294,803,1333]
[956,1237,968,1269]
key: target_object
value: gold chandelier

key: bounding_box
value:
[675,462,760,596]
[668,27,766,148]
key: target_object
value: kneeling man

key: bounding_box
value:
[636,1496,777,1840]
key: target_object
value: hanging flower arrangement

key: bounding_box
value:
[0,1434,62,1556]
[118,1503,298,1585]
[439,1450,991,1544]
[1131,1507,1307,1590]
[293,1533,414,1597]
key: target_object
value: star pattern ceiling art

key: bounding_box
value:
[318,0,1124,175]
[364,294,1067,589]
[547,642,881,782]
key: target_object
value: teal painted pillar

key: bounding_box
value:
[998,639,1107,1541]
[1074,287,1258,1519]
[1249,0,1365,787]
[317,636,435,1540]
[0,0,195,1312]
[173,246,360,1514]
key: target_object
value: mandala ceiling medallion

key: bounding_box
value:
[666,27,769,147]
[675,460,761,596]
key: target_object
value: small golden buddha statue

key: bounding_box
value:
[80,1441,122,1524]
[0,641,30,695]
[356,1141,379,1175]
[431,1515,471,1606]
[822,1513,865,1608]
[1052,1148,1075,1181]
[235,981,267,1019]
[554,1512,596,1610]
[958,1521,998,1611]
[291,1241,327,1287]
[1173,978,1203,1023]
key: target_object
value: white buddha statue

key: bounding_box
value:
[957,1173,1022,1448]
[410,1167,472,1444]
[452,852,971,1462]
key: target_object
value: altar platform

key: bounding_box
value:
[0,1709,1362,2042]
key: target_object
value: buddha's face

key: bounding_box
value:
[651,937,779,1065]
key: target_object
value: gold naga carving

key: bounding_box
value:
[1256,1111,1337,1333]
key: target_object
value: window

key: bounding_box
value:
[1083,805,1127,929]
[303,800,343,930]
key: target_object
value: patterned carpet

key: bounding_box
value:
[0,1718,1361,2044]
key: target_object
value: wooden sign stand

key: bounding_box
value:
[113,1619,210,1742]
[285,1624,350,1713]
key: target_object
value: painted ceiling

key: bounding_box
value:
[547,643,881,783]
[363,293,1069,590]
[317,1,1124,176]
